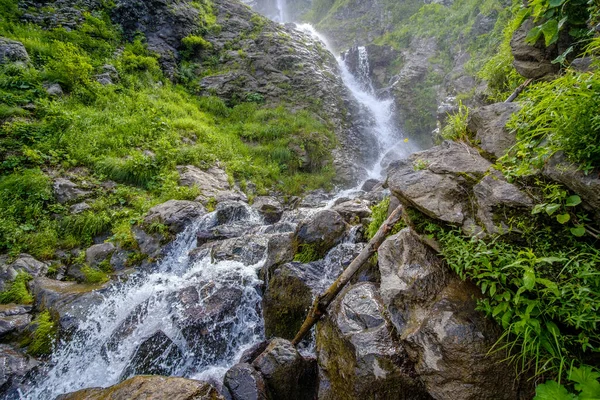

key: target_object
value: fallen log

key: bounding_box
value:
[505,78,533,103]
[291,205,405,346]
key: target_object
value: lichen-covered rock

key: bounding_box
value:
[0,254,48,292]
[53,178,90,204]
[378,228,518,400]
[317,282,431,400]
[177,165,239,204]
[294,209,347,255]
[57,375,224,400]
[223,362,269,400]
[467,102,521,159]
[251,338,317,400]
[252,196,283,224]
[144,200,206,234]
[510,19,560,79]
[120,330,183,380]
[0,37,30,65]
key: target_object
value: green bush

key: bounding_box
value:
[45,42,93,91]
[0,271,33,304]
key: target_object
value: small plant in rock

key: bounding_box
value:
[412,159,429,171]
[23,310,57,356]
[81,265,109,284]
[0,271,34,304]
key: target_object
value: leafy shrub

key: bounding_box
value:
[45,42,93,91]
[0,271,33,304]
[366,197,390,240]
[534,365,600,399]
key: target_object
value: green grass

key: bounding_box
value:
[23,310,57,356]
[0,271,34,304]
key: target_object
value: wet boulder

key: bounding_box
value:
[132,226,164,258]
[215,201,255,225]
[223,362,269,400]
[195,234,269,266]
[0,344,39,398]
[378,228,518,400]
[251,338,317,400]
[317,282,430,400]
[294,209,347,257]
[0,304,32,338]
[53,178,90,204]
[510,19,560,79]
[332,199,372,223]
[144,200,206,234]
[120,330,183,380]
[251,196,283,224]
[0,254,48,291]
[57,375,224,400]
[0,38,29,65]
[467,102,521,160]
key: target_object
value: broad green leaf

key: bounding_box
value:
[548,0,566,7]
[523,268,536,291]
[571,226,586,237]
[570,366,600,398]
[556,213,570,224]
[541,19,559,46]
[532,203,546,214]
[566,195,582,207]
[526,25,543,44]
[533,380,574,400]
[536,278,559,296]
[545,203,561,216]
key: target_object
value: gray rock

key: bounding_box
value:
[294,209,347,256]
[178,165,234,205]
[144,200,206,234]
[215,201,253,225]
[0,344,39,397]
[378,228,518,400]
[224,363,269,400]
[132,226,164,258]
[85,242,116,267]
[332,199,372,223]
[53,178,89,204]
[467,102,521,159]
[0,254,48,291]
[511,19,560,79]
[543,152,600,213]
[262,232,295,274]
[0,304,32,338]
[44,82,64,96]
[252,196,283,224]
[194,234,269,266]
[360,178,381,192]
[110,249,132,271]
[30,277,107,334]
[251,338,317,400]
[69,202,91,214]
[120,330,183,380]
[57,375,224,400]
[570,57,594,73]
[317,282,430,400]
[0,38,29,65]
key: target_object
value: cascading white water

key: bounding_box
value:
[276,0,287,23]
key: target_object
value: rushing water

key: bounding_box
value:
[25,3,419,398]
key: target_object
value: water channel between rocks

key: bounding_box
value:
[25,10,420,399]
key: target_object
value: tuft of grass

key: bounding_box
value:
[0,271,34,304]
[294,243,321,263]
[24,310,57,356]
[81,265,109,284]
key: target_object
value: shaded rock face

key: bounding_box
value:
[0,344,40,398]
[317,282,431,400]
[0,38,30,65]
[144,200,206,234]
[467,102,521,160]
[0,304,32,338]
[251,338,318,400]
[85,242,116,268]
[194,234,269,266]
[511,19,560,79]
[223,362,269,400]
[386,140,533,236]
[120,331,183,380]
[343,44,400,92]
[294,209,347,254]
[251,196,283,224]
[57,375,224,400]
[378,229,518,400]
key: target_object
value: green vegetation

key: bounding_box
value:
[294,243,321,263]
[0,271,33,304]
[22,310,57,356]
[0,1,335,260]
[534,365,600,399]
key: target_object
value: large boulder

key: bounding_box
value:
[467,102,521,159]
[294,209,347,257]
[57,375,224,400]
[0,344,39,398]
[251,196,283,224]
[317,282,431,400]
[177,165,246,206]
[85,243,116,268]
[378,229,518,400]
[53,178,90,204]
[332,199,372,223]
[251,338,317,400]
[194,234,269,266]
[120,330,183,380]
[510,19,560,79]
[144,200,206,234]
[0,38,29,65]
[223,362,269,400]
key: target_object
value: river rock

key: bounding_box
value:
[57,375,224,400]
[317,282,430,400]
[144,200,206,234]
[194,234,269,266]
[251,338,317,400]
[467,102,521,159]
[223,362,269,400]
[378,228,518,400]
[0,304,32,338]
[294,209,347,257]
[132,226,164,258]
[53,178,90,204]
[0,254,48,291]
[510,18,560,79]
[215,201,254,225]
[0,38,29,65]
[262,232,295,274]
[543,152,600,213]
[120,330,183,380]
[251,196,283,224]
[0,344,39,398]
[85,243,116,268]
[332,199,372,223]
[30,277,107,334]
[70,202,92,214]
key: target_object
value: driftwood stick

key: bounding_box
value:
[291,205,405,346]
[505,78,533,103]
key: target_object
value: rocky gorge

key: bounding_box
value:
[1,0,600,398]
